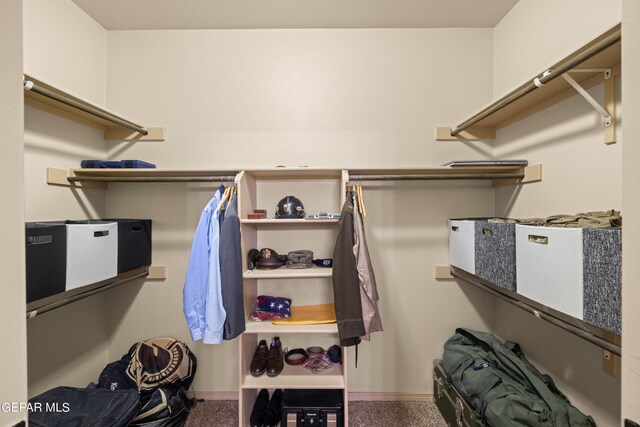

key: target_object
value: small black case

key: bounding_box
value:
[281,389,343,426]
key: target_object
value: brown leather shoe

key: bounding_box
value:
[267,337,284,377]
[250,339,268,377]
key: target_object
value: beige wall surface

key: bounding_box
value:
[491,1,623,425]
[493,0,621,97]
[0,0,28,424]
[104,28,498,393]
[621,0,640,424]
[23,0,107,104]
[23,0,111,397]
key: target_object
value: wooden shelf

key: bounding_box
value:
[451,267,621,356]
[243,266,332,279]
[24,74,164,141]
[26,267,149,319]
[348,164,542,186]
[241,218,339,224]
[244,169,344,180]
[245,321,338,334]
[241,364,345,390]
[47,167,239,187]
[436,24,621,142]
[47,166,542,187]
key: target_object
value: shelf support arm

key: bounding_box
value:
[561,72,612,126]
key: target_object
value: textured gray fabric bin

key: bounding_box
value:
[474,220,516,292]
[583,228,621,335]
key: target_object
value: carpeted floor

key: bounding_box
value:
[185,399,448,427]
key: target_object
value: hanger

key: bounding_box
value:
[356,185,366,218]
[346,183,366,218]
[216,185,231,212]
[216,184,238,212]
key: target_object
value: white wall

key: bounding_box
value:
[493,0,621,97]
[104,28,498,394]
[491,1,622,425]
[0,0,28,424]
[621,0,640,424]
[22,0,111,397]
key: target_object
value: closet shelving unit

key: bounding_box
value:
[435,24,621,145]
[236,168,349,427]
[23,74,165,141]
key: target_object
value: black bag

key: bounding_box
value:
[129,385,195,427]
[97,353,136,391]
[28,386,139,427]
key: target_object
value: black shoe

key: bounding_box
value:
[249,389,269,427]
[250,340,269,377]
[267,337,284,377]
[263,389,283,427]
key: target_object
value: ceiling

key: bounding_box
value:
[71,0,519,30]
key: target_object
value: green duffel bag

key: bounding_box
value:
[442,328,596,427]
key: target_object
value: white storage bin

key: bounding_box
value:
[449,219,476,274]
[65,221,118,291]
[515,225,584,319]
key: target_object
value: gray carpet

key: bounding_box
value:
[185,399,448,427]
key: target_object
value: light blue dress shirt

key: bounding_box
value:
[183,187,227,343]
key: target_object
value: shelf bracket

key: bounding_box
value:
[492,164,542,187]
[47,167,107,189]
[434,126,495,142]
[561,70,616,144]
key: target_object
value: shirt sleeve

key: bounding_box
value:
[203,207,227,344]
[183,206,212,341]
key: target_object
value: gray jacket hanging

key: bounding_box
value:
[220,197,245,340]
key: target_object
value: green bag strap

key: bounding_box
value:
[456,329,570,427]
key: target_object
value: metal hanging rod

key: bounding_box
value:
[68,175,237,183]
[347,172,524,182]
[450,30,621,137]
[23,78,148,136]
[451,268,621,356]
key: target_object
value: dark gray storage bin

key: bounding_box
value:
[474,220,517,292]
[583,228,621,335]
[108,219,152,273]
[25,222,66,303]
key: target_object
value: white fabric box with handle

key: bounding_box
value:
[65,221,118,291]
[449,219,476,274]
[515,225,584,319]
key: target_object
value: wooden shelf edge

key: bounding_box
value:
[244,322,338,334]
[492,164,542,187]
[450,266,621,357]
[241,218,340,224]
[243,267,332,279]
[26,268,148,319]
